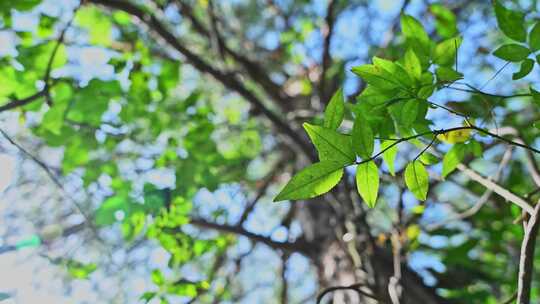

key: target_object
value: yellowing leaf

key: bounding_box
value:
[437,128,471,144]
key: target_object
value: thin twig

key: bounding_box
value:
[0,129,62,189]
[316,283,382,304]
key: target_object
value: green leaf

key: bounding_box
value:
[140,292,157,303]
[401,14,431,67]
[531,86,540,106]
[0,0,40,12]
[418,72,435,98]
[433,36,462,67]
[67,260,97,279]
[466,140,483,157]
[324,88,345,130]
[372,56,412,87]
[419,152,440,165]
[430,4,458,39]
[352,114,374,159]
[381,140,398,176]
[41,83,73,135]
[493,0,527,42]
[389,99,419,128]
[273,161,344,201]
[404,161,429,201]
[435,66,463,82]
[75,6,113,46]
[152,269,165,286]
[303,123,355,165]
[351,64,401,91]
[512,58,534,80]
[492,44,530,62]
[356,161,379,208]
[530,21,540,52]
[67,79,121,125]
[404,48,422,80]
[94,196,128,227]
[442,144,466,178]
[401,14,430,50]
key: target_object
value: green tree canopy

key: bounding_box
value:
[1,0,540,303]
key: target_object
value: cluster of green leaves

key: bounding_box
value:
[1,2,265,301]
[140,269,211,303]
[492,0,540,80]
[275,7,469,207]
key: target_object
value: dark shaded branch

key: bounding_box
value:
[0,90,48,113]
[188,218,310,254]
[319,0,337,103]
[280,253,289,304]
[517,202,540,304]
[176,0,292,109]
[316,283,383,304]
[88,0,315,160]
[236,161,286,226]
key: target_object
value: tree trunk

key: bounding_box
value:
[298,185,450,304]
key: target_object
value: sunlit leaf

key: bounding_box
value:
[404,48,422,80]
[430,4,458,39]
[303,123,355,165]
[433,36,462,67]
[442,144,466,178]
[352,114,374,159]
[404,161,429,201]
[324,88,345,130]
[356,161,379,208]
[381,140,398,176]
[274,161,344,201]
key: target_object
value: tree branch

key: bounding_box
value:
[0,90,48,113]
[316,283,383,304]
[88,0,315,160]
[427,146,514,231]
[175,0,293,109]
[517,201,540,304]
[319,0,337,103]
[188,217,310,254]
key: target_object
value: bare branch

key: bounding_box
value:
[427,146,514,231]
[517,202,540,303]
[316,282,383,304]
[319,0,337,102]
[0,90,48,113]
[188,217,310,254]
